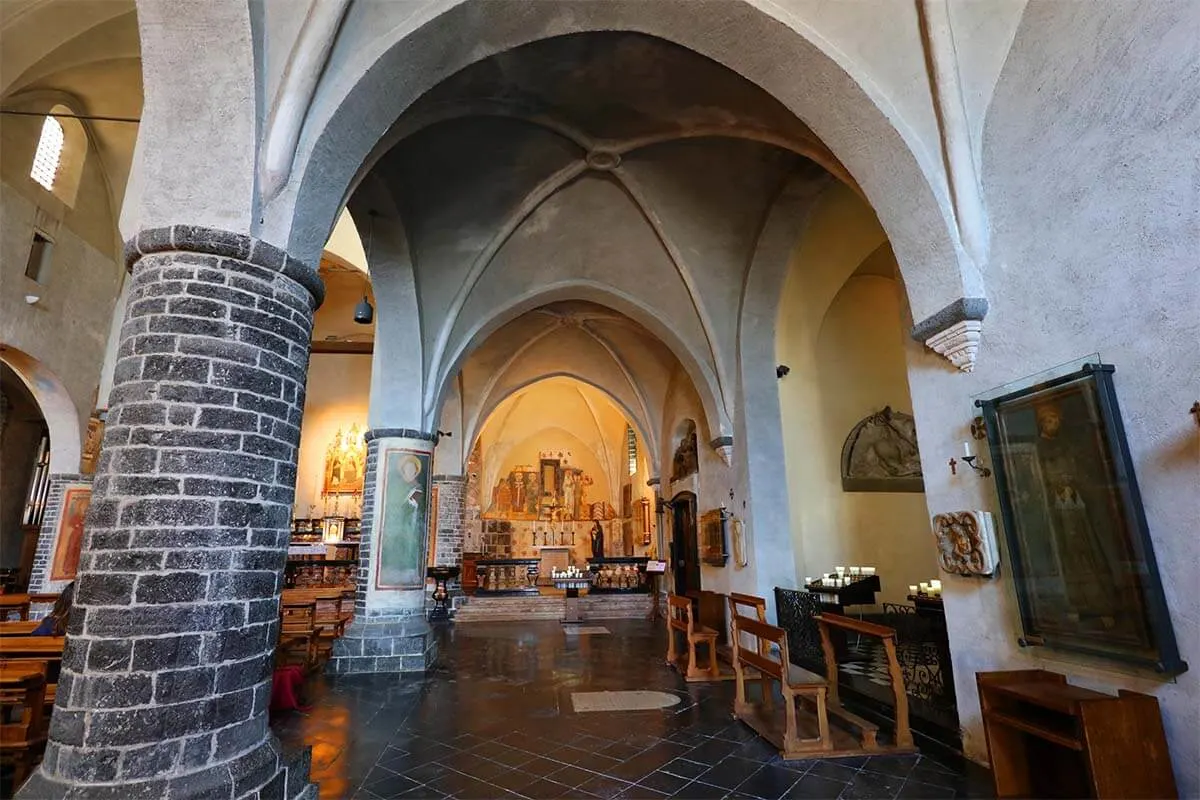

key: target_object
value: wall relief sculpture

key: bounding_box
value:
[932,510,999,577]
[670,420,699,483]
[840,406,924,492]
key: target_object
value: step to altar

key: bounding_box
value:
[453,593,653,623]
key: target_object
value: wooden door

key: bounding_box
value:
[671,492,700,596]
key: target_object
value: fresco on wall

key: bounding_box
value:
[50,485,90,581]
[375,448,430,590]
[840,406,923,492]
[324,423,366,495]
[670,420,698,483]
[485,453,605,521]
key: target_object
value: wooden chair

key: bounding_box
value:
[816,613,915,752]
[0,596,31,622]
[666,594,718,681]
[0,663,48,788]
[278,600,319,671]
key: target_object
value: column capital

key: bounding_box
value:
[364,428,438,444]
[124,225,324,308]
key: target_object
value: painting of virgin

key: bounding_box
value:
[50,485,91,581]
[978,363,1185,675]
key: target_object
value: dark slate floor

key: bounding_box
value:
[272,619,992,800]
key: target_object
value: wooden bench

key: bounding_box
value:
[0,663,48,787]
[0,622,41,637]
[666,594,719,681]
[0,596,31,622]
[731,608,834,758]
[816,612,915,753]
[0,637,65,709]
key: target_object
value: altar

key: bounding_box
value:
[535,546,571,577]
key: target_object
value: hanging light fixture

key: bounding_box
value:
[353,210,376,325]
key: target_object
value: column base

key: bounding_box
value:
[327,611,437,675]
[17,737,314,800]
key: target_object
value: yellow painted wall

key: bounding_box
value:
[293,353,372,517]
[776,185,936,605]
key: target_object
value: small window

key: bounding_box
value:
[25,231,54,282]
[30,116,65,191]
[626,424,638,476]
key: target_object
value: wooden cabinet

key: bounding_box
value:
[460,552,480,596]
[978,670,1176,799]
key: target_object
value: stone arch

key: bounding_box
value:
[468,373,660,479]
[428,281,728,443]
[269,0,975,327]
[0,345,82,474]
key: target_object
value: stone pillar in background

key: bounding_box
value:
[18,226,323,800]
[430,474,467,573]
[328,430,437,675]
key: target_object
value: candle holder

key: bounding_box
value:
[961,455,992,478]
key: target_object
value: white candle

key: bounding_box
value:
[805,577,814,585]
[963,441,973,458]
[835,566,846,576]
[931,579,942,590]
[909,584,918,595]
[864,567,876,576]
[919,582,929,593]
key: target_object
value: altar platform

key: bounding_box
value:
[453,590,654,623]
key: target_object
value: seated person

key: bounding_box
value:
[31,582,74,636]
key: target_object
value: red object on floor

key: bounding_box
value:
[270,665,311,713]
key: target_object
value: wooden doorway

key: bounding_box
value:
[671,492,700,596]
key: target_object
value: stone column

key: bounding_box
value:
[328,430,437,675]
[430,474,467,570]
[19,226,322,800]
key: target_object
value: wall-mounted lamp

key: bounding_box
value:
[435,430,453,442]
[960,441,991,478]
[776,364,790,379]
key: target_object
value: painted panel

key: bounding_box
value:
[375,447,430,590]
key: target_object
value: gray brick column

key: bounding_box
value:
[430,474,467,570]
[329,430,437,675]
[18,226,323,800]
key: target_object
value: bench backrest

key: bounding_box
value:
[667,594,697,636]
[0,664,47,742]
[0,622,41,637]
[730,615,789,682]
[281,601,316,634]
[0,596,31,622]
[0,637,66,659]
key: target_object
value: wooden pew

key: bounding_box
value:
[0,596,31,622]
[666,594,718,681]
[0,622,41,637]
[0,663,48,787]
[0,638,65,709]
[728,593,772,710]
[816,613,915,752]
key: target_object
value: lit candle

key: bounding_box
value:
[805,576,814,585]
[864,567,876,576]
[931,579,942,590]
[835,566,846,577]
[919,582,929,594]
[963,441,973,458]
[909,584,918,595]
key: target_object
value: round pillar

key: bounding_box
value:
[19,226,322,800]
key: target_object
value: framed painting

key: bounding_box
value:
[375,448,431,590]
[50,485,91,581]
[977,363,1186,675]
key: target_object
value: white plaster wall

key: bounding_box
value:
[1,109,122,462]
[293,353,371,517]
[903,3,1200,790]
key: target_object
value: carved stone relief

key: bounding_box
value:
[932,510,999,577]
[840,406,923,492]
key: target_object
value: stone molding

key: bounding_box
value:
[124,225,325,308]
[709,436,734,467]
[364,427,438,443]
[910,297,988,372]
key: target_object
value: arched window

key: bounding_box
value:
[30,116,64,191]
[28,107,86,207]
[626,424,638,476]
